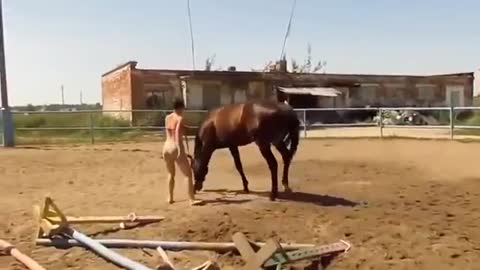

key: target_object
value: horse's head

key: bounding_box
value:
[192,133,209,192]
[192,159,208,192]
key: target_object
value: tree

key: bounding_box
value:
[26,104,35,111]
[290,43,327,73]
[251,44,327,73]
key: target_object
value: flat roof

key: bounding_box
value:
[102,62,474,79]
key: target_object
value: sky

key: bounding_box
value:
[3,0,480,106]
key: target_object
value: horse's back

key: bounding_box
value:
[198,100,298,147]
[247,101,299,143]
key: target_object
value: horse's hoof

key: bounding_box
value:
[284,187,292,193]
[269,194,277,201]
[243,189,250,194]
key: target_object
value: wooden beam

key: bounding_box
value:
[0,239,46,270]
[35,238,315,252]
[46,215,163,224]
[233,232,289,269]
[33,196,163,238]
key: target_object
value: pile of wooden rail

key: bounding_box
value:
[0,196,352,270]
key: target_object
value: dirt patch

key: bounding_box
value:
[1,139,480,269]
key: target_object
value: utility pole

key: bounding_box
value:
[61,84,65,105]
[0,0,14,147]
[80,90,83,105]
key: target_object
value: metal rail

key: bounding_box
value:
[5,106,480,144]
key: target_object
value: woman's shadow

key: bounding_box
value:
[202,189,359,207]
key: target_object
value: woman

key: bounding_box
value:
[162,98,202,205]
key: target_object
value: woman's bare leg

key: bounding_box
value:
[164,155,176,204]
[177,155,203,205]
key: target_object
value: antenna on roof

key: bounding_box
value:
[186,0,196,70]
[279,0,297,61]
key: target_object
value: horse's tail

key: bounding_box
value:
[287,112,300,160]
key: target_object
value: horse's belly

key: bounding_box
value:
[218,132,253,147]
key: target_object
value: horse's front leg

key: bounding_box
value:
[229,146,250,193]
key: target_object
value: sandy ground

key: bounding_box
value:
[1,139,480,270]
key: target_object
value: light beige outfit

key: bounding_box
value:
[162,113,201,205]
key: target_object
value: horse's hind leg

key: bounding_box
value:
[274,141,292,193]
[257,143,278,201]
[229,146,249,193]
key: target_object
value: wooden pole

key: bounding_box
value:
[0,239,46,270]
[45,215,164,224]
[36,238,315,252]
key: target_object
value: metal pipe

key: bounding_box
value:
[11,106,480,115]
[302,110,307,138]
[89,112,95,144]
[0,239,46,270]
[454,125,480,130]
[36,238,315,252]
[381,125,450,129]
[67,229,153,270]
[379,108,383,138]
[0,0,14,147]
[449,106,454,140]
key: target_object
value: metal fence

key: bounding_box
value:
[4,106,480,144]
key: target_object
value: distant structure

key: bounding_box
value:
[101,60,474,122]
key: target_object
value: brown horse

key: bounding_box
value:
[192,100,300,201]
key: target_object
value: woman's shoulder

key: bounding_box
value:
[165,113,184,125]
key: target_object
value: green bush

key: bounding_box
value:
[14,113,90,128]
[13,113,138,144]
[133,111,168,127]
[464,114,480,126]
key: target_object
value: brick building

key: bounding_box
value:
[101,61,474,122]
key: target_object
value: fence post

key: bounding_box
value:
[379,108,384,138]
[89,112,95,144]
[1,107,14,147]
[449,106,454,140]
[303,109,307,138]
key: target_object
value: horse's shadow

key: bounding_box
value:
[202,189,359,207]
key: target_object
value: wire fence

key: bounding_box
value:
[3,106,480,145]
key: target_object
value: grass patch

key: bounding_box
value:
[11,111,208,145]
[13,113,143,145]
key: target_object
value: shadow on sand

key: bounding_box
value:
[202,189,360,207]
[200,198,253,205]
[277,191,359,207]
[87,221,158,238]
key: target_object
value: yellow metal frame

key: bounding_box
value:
[33,196,164,241]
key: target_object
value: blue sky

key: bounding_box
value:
[4,0,479,105]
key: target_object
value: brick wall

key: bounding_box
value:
[101,63,135,121]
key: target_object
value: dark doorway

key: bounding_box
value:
[288,94,316,108]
